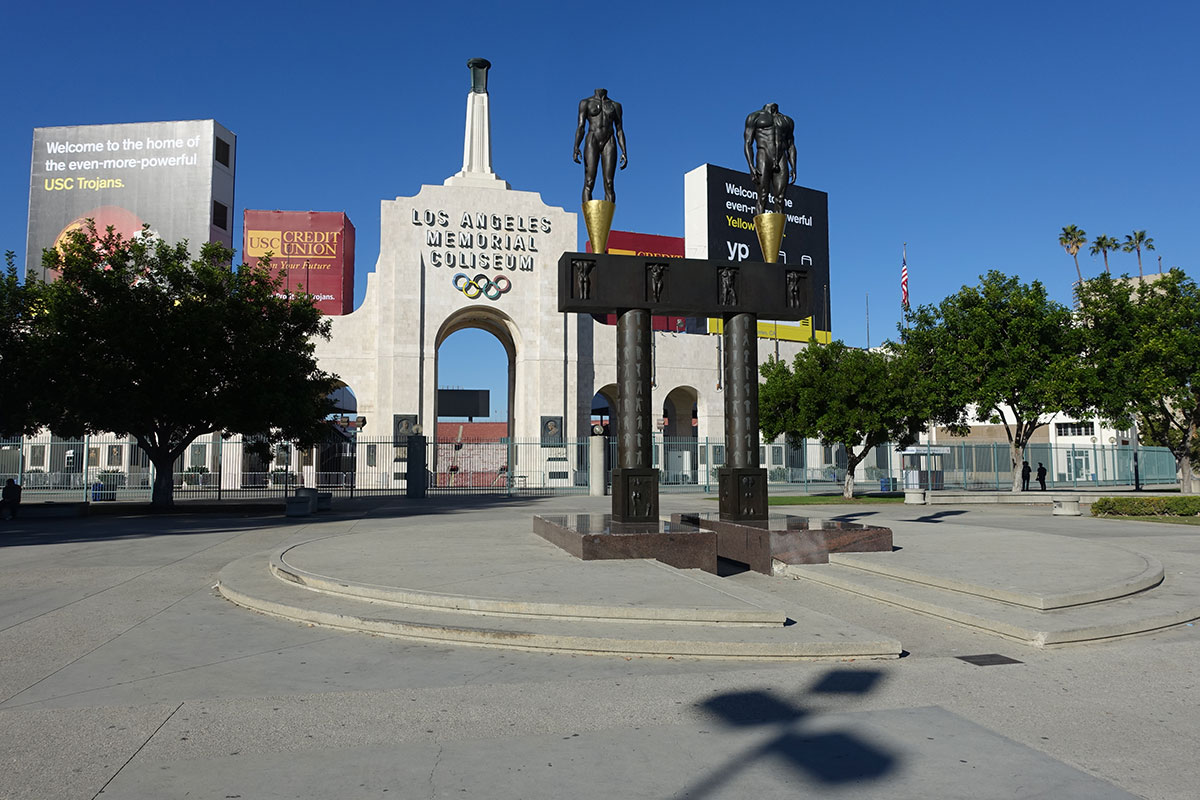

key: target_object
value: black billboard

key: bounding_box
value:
[26,120,235,279]
[690,164,830,336]
[438,389,490,419]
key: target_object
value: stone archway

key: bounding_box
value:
[434,305,521,440]
[662,385,699,484]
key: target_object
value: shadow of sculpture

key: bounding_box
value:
[677,668,896,798]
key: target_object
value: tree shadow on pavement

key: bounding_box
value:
[0,494,570,548]
[910,509,969,524]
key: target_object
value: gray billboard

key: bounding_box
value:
[26,119,236,279]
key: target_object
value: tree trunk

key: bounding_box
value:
[1010,441,1023,493]
[843,447,868,499]
[1181,420,1197,495]
[148,450,176,507]
[1073,254,1082,284]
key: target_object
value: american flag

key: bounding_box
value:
[901,246,909,308]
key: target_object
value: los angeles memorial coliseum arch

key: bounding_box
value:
[312,60,810,486]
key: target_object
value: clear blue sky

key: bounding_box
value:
[4,2,1196,421]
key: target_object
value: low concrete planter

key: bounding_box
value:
[903,489,926,505]
[1053,498,1082,516]
[284,496,312,517]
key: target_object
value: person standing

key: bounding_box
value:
[1021,460,1031,491]
[1036,462,1047,491]
[1,478,21,520]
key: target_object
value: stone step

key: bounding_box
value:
[781,560,1200,647]
[270,551,787,626]
[217,553,902,661]
[827,546,1164,610]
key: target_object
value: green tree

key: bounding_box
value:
[1088,234,1120,275]
[1059,224,1088,284]
[899,271,1090,491]
[0,251,45,436]
[1122,230,1155,278]
[1076,270,1200,493]
[38,222,339,506]
[759,341,928,498]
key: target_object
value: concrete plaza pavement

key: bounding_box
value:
[1,494,1197,798]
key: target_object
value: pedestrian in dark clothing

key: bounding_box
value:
[1021,461,1031,491]
[1,479,21,520]
[1036,463,1047,491]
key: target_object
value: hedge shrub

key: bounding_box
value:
[1091,496,1200,517]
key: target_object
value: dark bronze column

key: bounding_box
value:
[612,308,658,522]
[719,313,767,519]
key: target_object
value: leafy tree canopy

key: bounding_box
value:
[37,222,339,505]
[0,250,44,437]
[1076,269,1200,493]
[898,270,1090,490]
[759,341,928,498]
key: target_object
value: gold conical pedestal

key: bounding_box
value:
[583,200,615,254]
[754,213,785,263]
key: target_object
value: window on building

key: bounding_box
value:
[212,201,229,231]
[107,445,122,467]
[215,137,231,167]
[29,445,46,467]
[786,443,805,469]
[366,444,377,467]
[875,446,890,469]
[771,445,784,466]
[88,447,100,467]
[1055,422,1095,437]
[190,443,206,467]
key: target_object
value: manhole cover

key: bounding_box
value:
[956,654,1023,666]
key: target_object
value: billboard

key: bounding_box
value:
[684,164,831,342]
[26,120,235,280]
[243,211,356,315]
[590,230,695,332]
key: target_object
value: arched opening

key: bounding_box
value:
[591,384,619,477]
[434,307,519,488]
[662,385,699,484]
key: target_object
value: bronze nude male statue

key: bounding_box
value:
[574,88,628,203]
[743,103,796,216]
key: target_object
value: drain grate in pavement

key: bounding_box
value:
[956,653,1024,666]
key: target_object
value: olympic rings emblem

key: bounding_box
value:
[452,273,512,301]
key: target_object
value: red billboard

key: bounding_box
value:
[590,230,691,332]
[243,210,355,315]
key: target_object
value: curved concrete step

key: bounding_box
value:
[782,560,1200,647]
[829,531,1164,610]
[271,548,786,626]
[218,554,902,661]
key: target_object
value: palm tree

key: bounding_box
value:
[1089,234,1120,274]
[1059,225,1087,283]
[1122,230,1155,278]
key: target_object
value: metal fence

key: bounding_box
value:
[0,434,1180,504]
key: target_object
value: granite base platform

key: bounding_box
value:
[533,514,718,574]
[673,512,893,574]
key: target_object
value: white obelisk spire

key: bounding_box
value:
[445,57,509,189]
